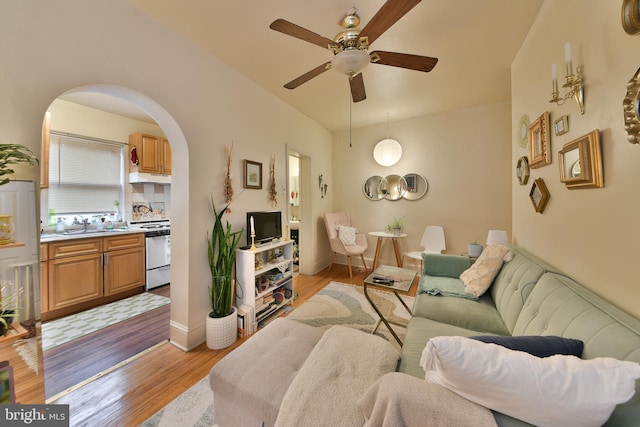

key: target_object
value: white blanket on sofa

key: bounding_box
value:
[274,325,399,427]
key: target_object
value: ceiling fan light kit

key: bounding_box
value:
[269,0,437,102]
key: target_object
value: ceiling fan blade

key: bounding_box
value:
[371,50,438,72]
[360,0,421,45]
[349,73,366,102]
[284,62,331,89]
[270,19,335,50]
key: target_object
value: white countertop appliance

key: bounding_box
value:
[128,219,170,290]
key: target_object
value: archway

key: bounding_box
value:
[42,84,190,349]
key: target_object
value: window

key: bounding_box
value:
[48,132,124,214]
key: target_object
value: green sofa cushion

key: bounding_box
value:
[412,293,510,336]
[422,253,471,277]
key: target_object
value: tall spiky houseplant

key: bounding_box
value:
[207,197,243,318]
[0,144,39,186]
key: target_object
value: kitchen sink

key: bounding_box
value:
[62,229,105,235]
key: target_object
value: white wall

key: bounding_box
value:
[332,102,512,268]
[0,0,333,351]
[511,0,640,318]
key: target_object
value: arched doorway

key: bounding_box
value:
[40,84,189,350]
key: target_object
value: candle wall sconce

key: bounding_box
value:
[549,43,585,114]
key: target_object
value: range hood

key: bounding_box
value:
[129,172,171,184]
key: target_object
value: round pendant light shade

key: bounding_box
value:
[373,138,402,166]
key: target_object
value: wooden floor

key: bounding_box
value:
[49,264,400,426]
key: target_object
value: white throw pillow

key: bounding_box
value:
[460,244,513,296]
[337,225,358,246]
[420,336,640,427]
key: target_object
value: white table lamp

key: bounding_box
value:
[486,230,509,246]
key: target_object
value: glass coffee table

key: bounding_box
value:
[363,264,418,346]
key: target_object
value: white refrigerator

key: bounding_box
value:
[0,180,39,324]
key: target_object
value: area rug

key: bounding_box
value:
[140,282,414,426]
[287,281,414,349]
[42,292,170,351]
[139,376,216,427]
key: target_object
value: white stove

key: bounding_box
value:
[129,219,171,290]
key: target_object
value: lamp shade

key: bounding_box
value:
[373,139,402,166]
[486,230,509,246]
[331,49,370,76]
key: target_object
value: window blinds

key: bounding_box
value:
[48,132,123,214]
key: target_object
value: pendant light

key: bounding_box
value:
[373,113,402,166]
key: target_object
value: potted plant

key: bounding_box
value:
[385,217,404,236]
[206,197,243,350]
[0,143,39,186]
[0,285,21,337]
[0,144,38,244]
[468,237,483,258]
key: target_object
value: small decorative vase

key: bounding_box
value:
[468,243,483,258]
[393,227,401,236]
[0,215,15,245]
[206,306,237,350]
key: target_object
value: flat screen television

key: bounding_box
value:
[246,211,282,246]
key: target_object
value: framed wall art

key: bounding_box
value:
[528,111,551,169]
[243,160,263,189]
[554,115,569,136]
[558,129,603,189]
[529,178,550,214]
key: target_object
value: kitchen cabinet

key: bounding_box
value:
[129,133,172,175]
[42,232,145,321]
[47,238,103,311]
[103,234,145,296]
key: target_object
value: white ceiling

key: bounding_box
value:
[65,0,544,132]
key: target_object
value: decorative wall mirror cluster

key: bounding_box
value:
[558,129,603,189]
[363,173,428,201]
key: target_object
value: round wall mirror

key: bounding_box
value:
[384,174,407,201]
[402,173,428,200]
[362,175,387,200]
[373,139,402,166]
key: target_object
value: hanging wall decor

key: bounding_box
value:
[269,155,277,206]
[224,142,234,204]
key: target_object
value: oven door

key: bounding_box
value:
[146,235,170,269]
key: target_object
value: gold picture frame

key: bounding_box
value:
[529,178,550,214]
[558,129,603,189]
[243,160,262,189]
[554,115,569,136]
[528,112,551,169]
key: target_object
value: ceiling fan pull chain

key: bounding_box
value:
[349,94,353,148]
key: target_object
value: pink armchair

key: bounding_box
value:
[323,211,368,278]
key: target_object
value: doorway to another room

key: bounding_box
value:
[287,150,311,275]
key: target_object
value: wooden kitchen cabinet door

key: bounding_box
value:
[129,133,171,174]
[49,253,103,310]
[104,246,145,296]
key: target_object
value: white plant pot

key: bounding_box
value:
[206,306,237,350]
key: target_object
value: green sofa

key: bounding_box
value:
[399,245,640,426]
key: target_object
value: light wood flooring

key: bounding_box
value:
[47,263,416,426]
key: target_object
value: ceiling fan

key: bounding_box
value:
[269,0,438,103]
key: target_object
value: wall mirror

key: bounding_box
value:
[516,156,530,185]
[528,111,551,169]
[623,67,640,144]
[558,129,603,189]
[363,175,387,200]
[402,173,428,200]
[383,174,407,201]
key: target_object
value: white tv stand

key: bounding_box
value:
[236,240,294,333]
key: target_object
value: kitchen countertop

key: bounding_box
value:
[40,228,145,243]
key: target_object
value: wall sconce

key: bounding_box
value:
[549,43,585,115]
